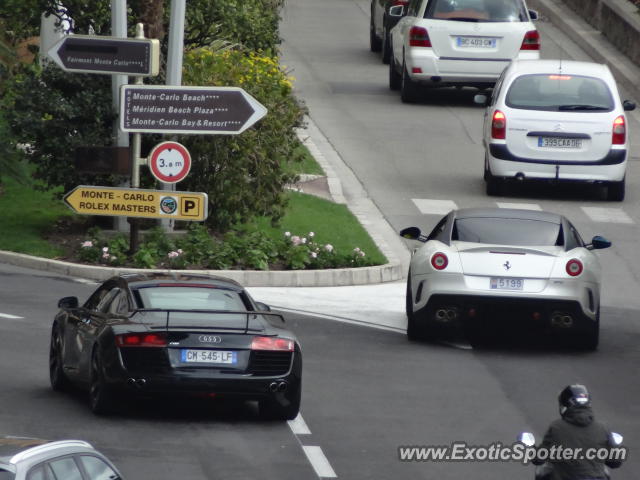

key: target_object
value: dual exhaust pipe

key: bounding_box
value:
[269,381,288,393]
[550,312,573,328]
[127,378,147,389]
[435,308,458,323]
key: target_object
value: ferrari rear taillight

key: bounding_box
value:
[251,336,294,352]
[612,115,626,145]
[520,30,540,50]
[491,110,506,139]
[409,26,431,47]
[431,252,449,270]
[566,259,583,277]
[116,333,167,347]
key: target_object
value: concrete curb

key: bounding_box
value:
[528,0,640,103]
[0,118,408,287]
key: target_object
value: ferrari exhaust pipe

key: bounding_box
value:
[268,382,279,393]
[550,313,573,328]
[277,381,288,392]
[127,378,147,389]
[435,309,448,321]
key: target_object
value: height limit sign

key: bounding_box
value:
[147,141,191,184]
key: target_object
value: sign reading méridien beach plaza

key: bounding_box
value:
[120,85,268,134]
[47,35,160,76]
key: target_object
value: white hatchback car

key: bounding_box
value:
[477,59,636,200]
[388,0,540,102]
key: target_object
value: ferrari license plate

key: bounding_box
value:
[456,36,497,48]
[181,349,237,364]
[490,277,523,290]
[538,137,582,148]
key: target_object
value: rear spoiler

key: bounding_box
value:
[131,308,285,334]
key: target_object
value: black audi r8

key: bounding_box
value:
[49,273,302,420]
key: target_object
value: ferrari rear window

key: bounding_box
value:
[136,287,246,311]
[425,0,528,22]
[453,218,562,246]
[505,74,614,111]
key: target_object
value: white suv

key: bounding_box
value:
[389,0,540,102]
[477,59,636,200]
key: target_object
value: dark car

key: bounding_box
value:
[49,273,302,420]
[370,0,407,63]
[0,436,124,480]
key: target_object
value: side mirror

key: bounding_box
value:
[588,235,612,250]
[389,5,405,17]
[623,100,636,111]
[255,301,271,312]
[518,432,536,447]
[400,226,422,240]
[609,432,623,446]
[528,9,539,20]
[58,296,79,309]
[474,94,488,106]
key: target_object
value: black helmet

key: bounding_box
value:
[559,384,590,415]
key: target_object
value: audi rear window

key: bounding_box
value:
[136,286,246,311]
[453,218,562,246]
[506,74,614,111]
[425,0,528,22]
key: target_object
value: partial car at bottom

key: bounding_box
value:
[0,436,124,480]
[49,273,302,420]
[400,208,611,349]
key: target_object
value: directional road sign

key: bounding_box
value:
[148,141,191,184]
[48,35,160,76]
[120,85,268,134]
[64,186,207,221]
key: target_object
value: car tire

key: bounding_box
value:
[607,177,625,202]
[89,349,119,415]
[485,169,503,196]
[370,14,382,52]
[578,309,600,351]
[389,54,401,91]
[406,272,420,341]
[259,382,301,421]
[401,60,420,103]
[381,25,391,64]
[49,326,72,392]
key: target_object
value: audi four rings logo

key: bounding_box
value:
[198,335,222,343]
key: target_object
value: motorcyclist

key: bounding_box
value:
[533,384,624,480]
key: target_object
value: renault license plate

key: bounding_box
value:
[181,349,237,364]
[490,278,523,290]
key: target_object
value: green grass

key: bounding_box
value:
[282,142,325,176]
[255,191,387,265]
[0,176,73,256]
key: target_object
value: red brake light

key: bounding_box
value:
[520,30,540,50]
[251,336,294,352]
[391,0,409,5]
[612,115,626,145]
[431,252,449,270]
[566,259,583,277]
[491,110,506,139]
[548,75,572,80]
[116,333,167,347]
[409,26,431,47]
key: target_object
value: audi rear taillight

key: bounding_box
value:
[612,115,626,145]
[431,252,449,270]
[566,259,583,277]
[409,26,431,47]
[520,30,540,50]
[251,336,294,352]
[491,110,506,139]
[116,333,167,347]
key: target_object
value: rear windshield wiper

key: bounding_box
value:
[558,104,609,111]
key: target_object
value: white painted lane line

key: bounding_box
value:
[412,199,458,215]
[496,202,542,211]
[0,313,23,319]
[302,446,337,478]
[288,414,312,435]
[581,207,633,224]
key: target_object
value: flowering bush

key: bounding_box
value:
[73,225,380,270]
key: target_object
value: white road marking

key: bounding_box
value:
[412,198,458,215]
[496,202,542,211]
[302,446,338,478]
[0,313,23,319]
[288,414,312,435]
[581,207,633,224]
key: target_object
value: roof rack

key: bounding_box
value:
[10,440,93,464]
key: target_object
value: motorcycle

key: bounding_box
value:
[517,431,624,480]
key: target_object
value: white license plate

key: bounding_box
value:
[181,349,237,364]
[538,137,582,148]
[490,278,524,290]
[456,36,497,48]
